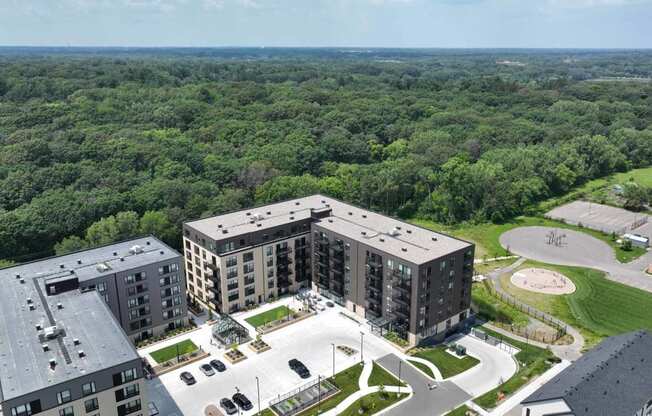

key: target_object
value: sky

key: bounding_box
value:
[0,0,651,48]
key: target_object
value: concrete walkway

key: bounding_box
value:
[500,226,652,293]
[487,257,585,361]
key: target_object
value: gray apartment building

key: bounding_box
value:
[0,259,147,416]
[0,236,188,344]
[183,195,474,346]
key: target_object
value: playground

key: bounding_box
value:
[510,268,576,295]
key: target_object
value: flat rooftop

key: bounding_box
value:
[185,195,472,264]
[0,237,178,402]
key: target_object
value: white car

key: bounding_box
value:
[315,304,326,311]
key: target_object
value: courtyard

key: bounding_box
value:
[140,296,521,416]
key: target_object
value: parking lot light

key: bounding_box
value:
[360,332,365,363]
[331,343,335,377]
[256,376,261,416]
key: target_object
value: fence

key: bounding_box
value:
[470,327,517,353]
[483,281,567,343]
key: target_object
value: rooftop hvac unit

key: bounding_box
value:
[389,227,400,237]
[252,213,264,221]
[44,326,60,339]
[96,263,110,273]
[129,245,143,254]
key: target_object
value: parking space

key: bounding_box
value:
[143,299,397,416]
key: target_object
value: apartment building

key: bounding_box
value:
[521,330,652,416]
[0,263,147,416]
[183,195,474,345]
[0,237,187,344]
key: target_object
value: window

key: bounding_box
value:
[59,407,74,416]
[84,398,99,413]
[97,282,107,293]
[266,246,273,256]
[117,399,141,416]
[243,252,254,262]
[82,382,96,396]
[116,383,140,402]
[11,403,34,416]
[226,256,237,267]
[243,263,254,274]
[114,368,138,386]
[57,390,71,405]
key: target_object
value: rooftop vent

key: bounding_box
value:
[120,257,125,262]
[406,229,412,234]
[160,250,164,255]
[69,270,74,275]
[401,247,408,252]
[328,219,333,223]
[321,200,326,203]
[246,212,251,216]
[295,202,300,206]
[42,344,49,352]
[78,350,85,358]
[362,214,367,218]
[129,245,144,254]
[289,216,295,220]
[97,263,110,273]
[56,302,63,310]
[290,210,294,214]
[49,358,57,370]
[266,211,272,215]
[252,213,264,221]
[77,259,82,265]
[348,212,353,216]
[59,264,65,269]
[35,324,42,331]
[256,224,262,228]
[431,236,438,242]
[222,229,228,234]
[389,228,400,237]
[218,224,223,228]
[73,338,80,345]
[249,220,255,224]
[27,297,33,304]
[113,251,118,256]
[29,304,36,311]
[146,241,151,245]
[44,326,60,339]
[19,278,25,284]
[361,231,367,236]
[15,274,20,279]
[379,237,385,242]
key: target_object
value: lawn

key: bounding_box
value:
[499,260,652,348]
[296,363,364,416]
[445,405,474,416]
[473,327,554,410]
[245,305,294,328]
[410,346,480,379]
[473,258,517,276]
[472,280,530,328]
[412,215,645,263]
[149,339,198,364]
[407,359,435,379]
[339,392,408,416]
[368,362,406,387]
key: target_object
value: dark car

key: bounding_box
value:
[210,359,227,372]
[325,301,335,308]
[288,359,311,379]
[179,371,196,385]
[220,398,238,415]
[232,393,253,411]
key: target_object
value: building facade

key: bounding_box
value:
[521,330,652,416]
[0,237,188,344]
[0,262,148,416]
[183,195,474,345]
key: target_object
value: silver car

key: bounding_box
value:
[199,363,215,377]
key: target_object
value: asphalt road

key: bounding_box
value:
[377,354,471,416]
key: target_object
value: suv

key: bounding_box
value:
[220,398,238,415]
[179,371,196,385]
[289,359,311,379]
[199,363,215,377]
[210,359,227,372]
[232,393,253,411]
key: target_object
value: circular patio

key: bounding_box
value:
[511,267,576,295]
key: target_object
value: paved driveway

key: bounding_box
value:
[145,303,397,416]
[500,226,652,293]
[377,354,471,416]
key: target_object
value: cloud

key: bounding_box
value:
[545,0,651,7]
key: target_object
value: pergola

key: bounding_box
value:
[211,314,251,346]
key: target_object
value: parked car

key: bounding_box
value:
[232,393,253,411]
[315,304,325,312]
[180,371,196,385]
[220,398,238,415]
[289,359,311,379]
[210,359,227,372]
[325,301,335,308]
[199,363,215,377]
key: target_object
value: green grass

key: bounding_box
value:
[407,359,435,379]
[412,215,645,263]
[339,392,408,416]
[245,305,294,328]
[500,260,652,348]
[445,405,473,416]
[149,339,198,364]
[473,258,516,276]
[473,327,554,410]
[296,363,364,416]
[411,346,480,379]
[368,362,407,387]
[472,281,530,328]
[383,331,409,347]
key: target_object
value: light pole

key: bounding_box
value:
[331,343,335,377]
[256,376,261,416]
[397,360,402,397]
[360,331,365,363]
[235,387,241,416]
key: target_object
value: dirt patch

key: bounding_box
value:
[511,268,576,295]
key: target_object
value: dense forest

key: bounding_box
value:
[0,48,651,262]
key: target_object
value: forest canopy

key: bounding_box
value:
[0,48,650,261]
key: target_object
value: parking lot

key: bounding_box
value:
[546,200,650,237]
[142,298,397,416]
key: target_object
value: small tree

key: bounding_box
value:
[622,239,633,251]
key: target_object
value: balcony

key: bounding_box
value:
[366,258,383,268]
[393,295,410,306]
[394,307,410,319]
[276,246,293,255]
